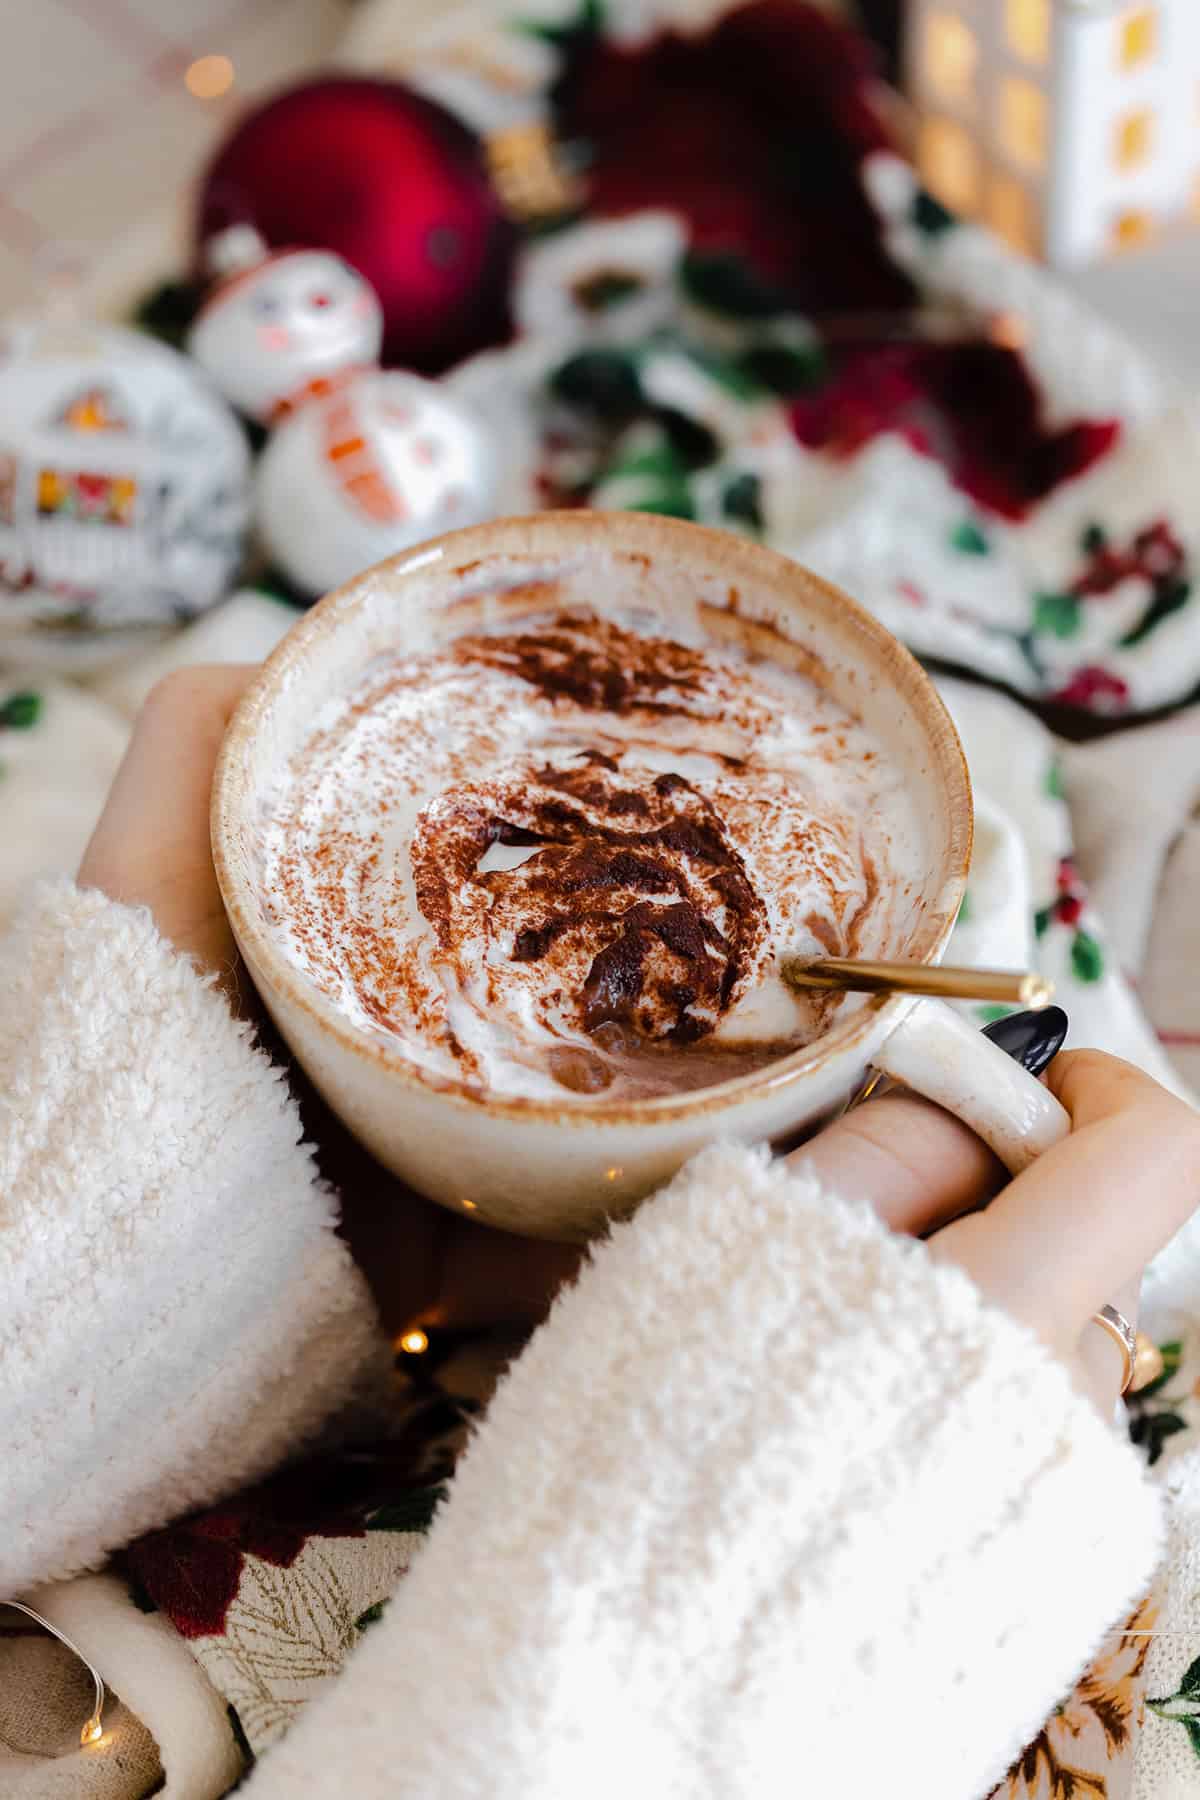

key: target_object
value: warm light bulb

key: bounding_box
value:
[460,1198,478,1212]
[1115,109,1153,171]
[1120,9,1156,71]
[987,178,1037,257]
[81,1715,103,1746]
[999,77,1047,172]
[1006,0,1049,67]
[990,311,1028,352]
[918,117,980,216]
[185,55,235,100]
[399,1328,429,1355]
[1113,209,1151,252]
[925,13,978,105]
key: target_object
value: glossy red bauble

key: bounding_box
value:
[195,77,517,374]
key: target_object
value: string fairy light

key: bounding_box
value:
[3,1599,106,1746]
[185,55,235,101]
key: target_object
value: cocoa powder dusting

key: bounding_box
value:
[257,606,912,1101]
[452,612,709,715]
[412,755,766,1047]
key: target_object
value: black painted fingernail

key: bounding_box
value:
[983,1005,1068,1077]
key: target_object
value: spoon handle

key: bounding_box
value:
[781,957,1054,1010]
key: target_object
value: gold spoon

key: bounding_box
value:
[781,957,1054,1011]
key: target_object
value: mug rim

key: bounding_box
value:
[211,511,973,1128]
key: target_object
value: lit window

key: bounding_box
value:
[925,13,978,105]
[1120,8,1157,70]
[1115,110,1153,169]
[919,118,980,215]
[1000,78,1048,171]
[988,177,1037,256]
[1006,0,1050,66]
[1112,209,1151,251]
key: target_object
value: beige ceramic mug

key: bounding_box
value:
[212,512,1068,1240]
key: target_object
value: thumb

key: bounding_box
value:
[78,663,256,998]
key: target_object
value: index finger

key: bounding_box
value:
[794,1087,1005,1235]
[961,1050,1200,1321]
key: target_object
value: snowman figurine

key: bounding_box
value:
[188,232,498,596]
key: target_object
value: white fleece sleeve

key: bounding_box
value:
[0,881,384,1597]
[249,1143,1162,1800]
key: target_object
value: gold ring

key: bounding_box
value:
[1091,1304,1137,1395]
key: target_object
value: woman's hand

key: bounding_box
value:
[79,666,1199,1397]
[78,664,254,1004]
[795,1055,1200,1414]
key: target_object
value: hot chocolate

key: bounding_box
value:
[255,606,922,1101]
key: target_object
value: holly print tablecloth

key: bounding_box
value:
[8,1,1200,1795]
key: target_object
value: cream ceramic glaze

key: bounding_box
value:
[212,513,1069,1240]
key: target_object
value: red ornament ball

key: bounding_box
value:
[195,77,516,375]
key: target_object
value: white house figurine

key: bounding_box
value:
[905,0,1200,267]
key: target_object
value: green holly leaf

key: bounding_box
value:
[366,1486,446,1534]
[1071,929,1105,984]
[1120,576,1192,648]
[604,440,688,484]
[594,431,698,518]
[0,690,41,730]
[950,520,989,556]
[133,278,201,352]
[911,189,958,236]
[1179,1650,1200,1700]
[1033,591,1082,639]
[126,1578,158,1614]
[1034,905,1054,939]
[252,581,302,610]
[354,1601,389,1632]
[519,0,603,50]
[738,341,826,396]
[1013,629,1046,680]
[722,471,764,532]
[650,407,718,469]
[1043,759,1065,800]
[1129,1409,1188,1466]
[977,1003,1016,1024]
[682,344,763,402]
[628,490,696,521]
[679,250,793,319]
[550,348,643,421]
[1136,1340,1184,1401]
[1148,1692,1200,1721]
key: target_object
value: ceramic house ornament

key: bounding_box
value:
[188,242,498,597]
[0,317,250,668]
[905,0,1200,267]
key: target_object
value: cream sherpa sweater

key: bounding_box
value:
[0,883,384,1594]
[1,885,1165,1800]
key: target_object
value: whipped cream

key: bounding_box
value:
[256,609,922,1101]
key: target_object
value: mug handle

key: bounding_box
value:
[873,997,1070,1174]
